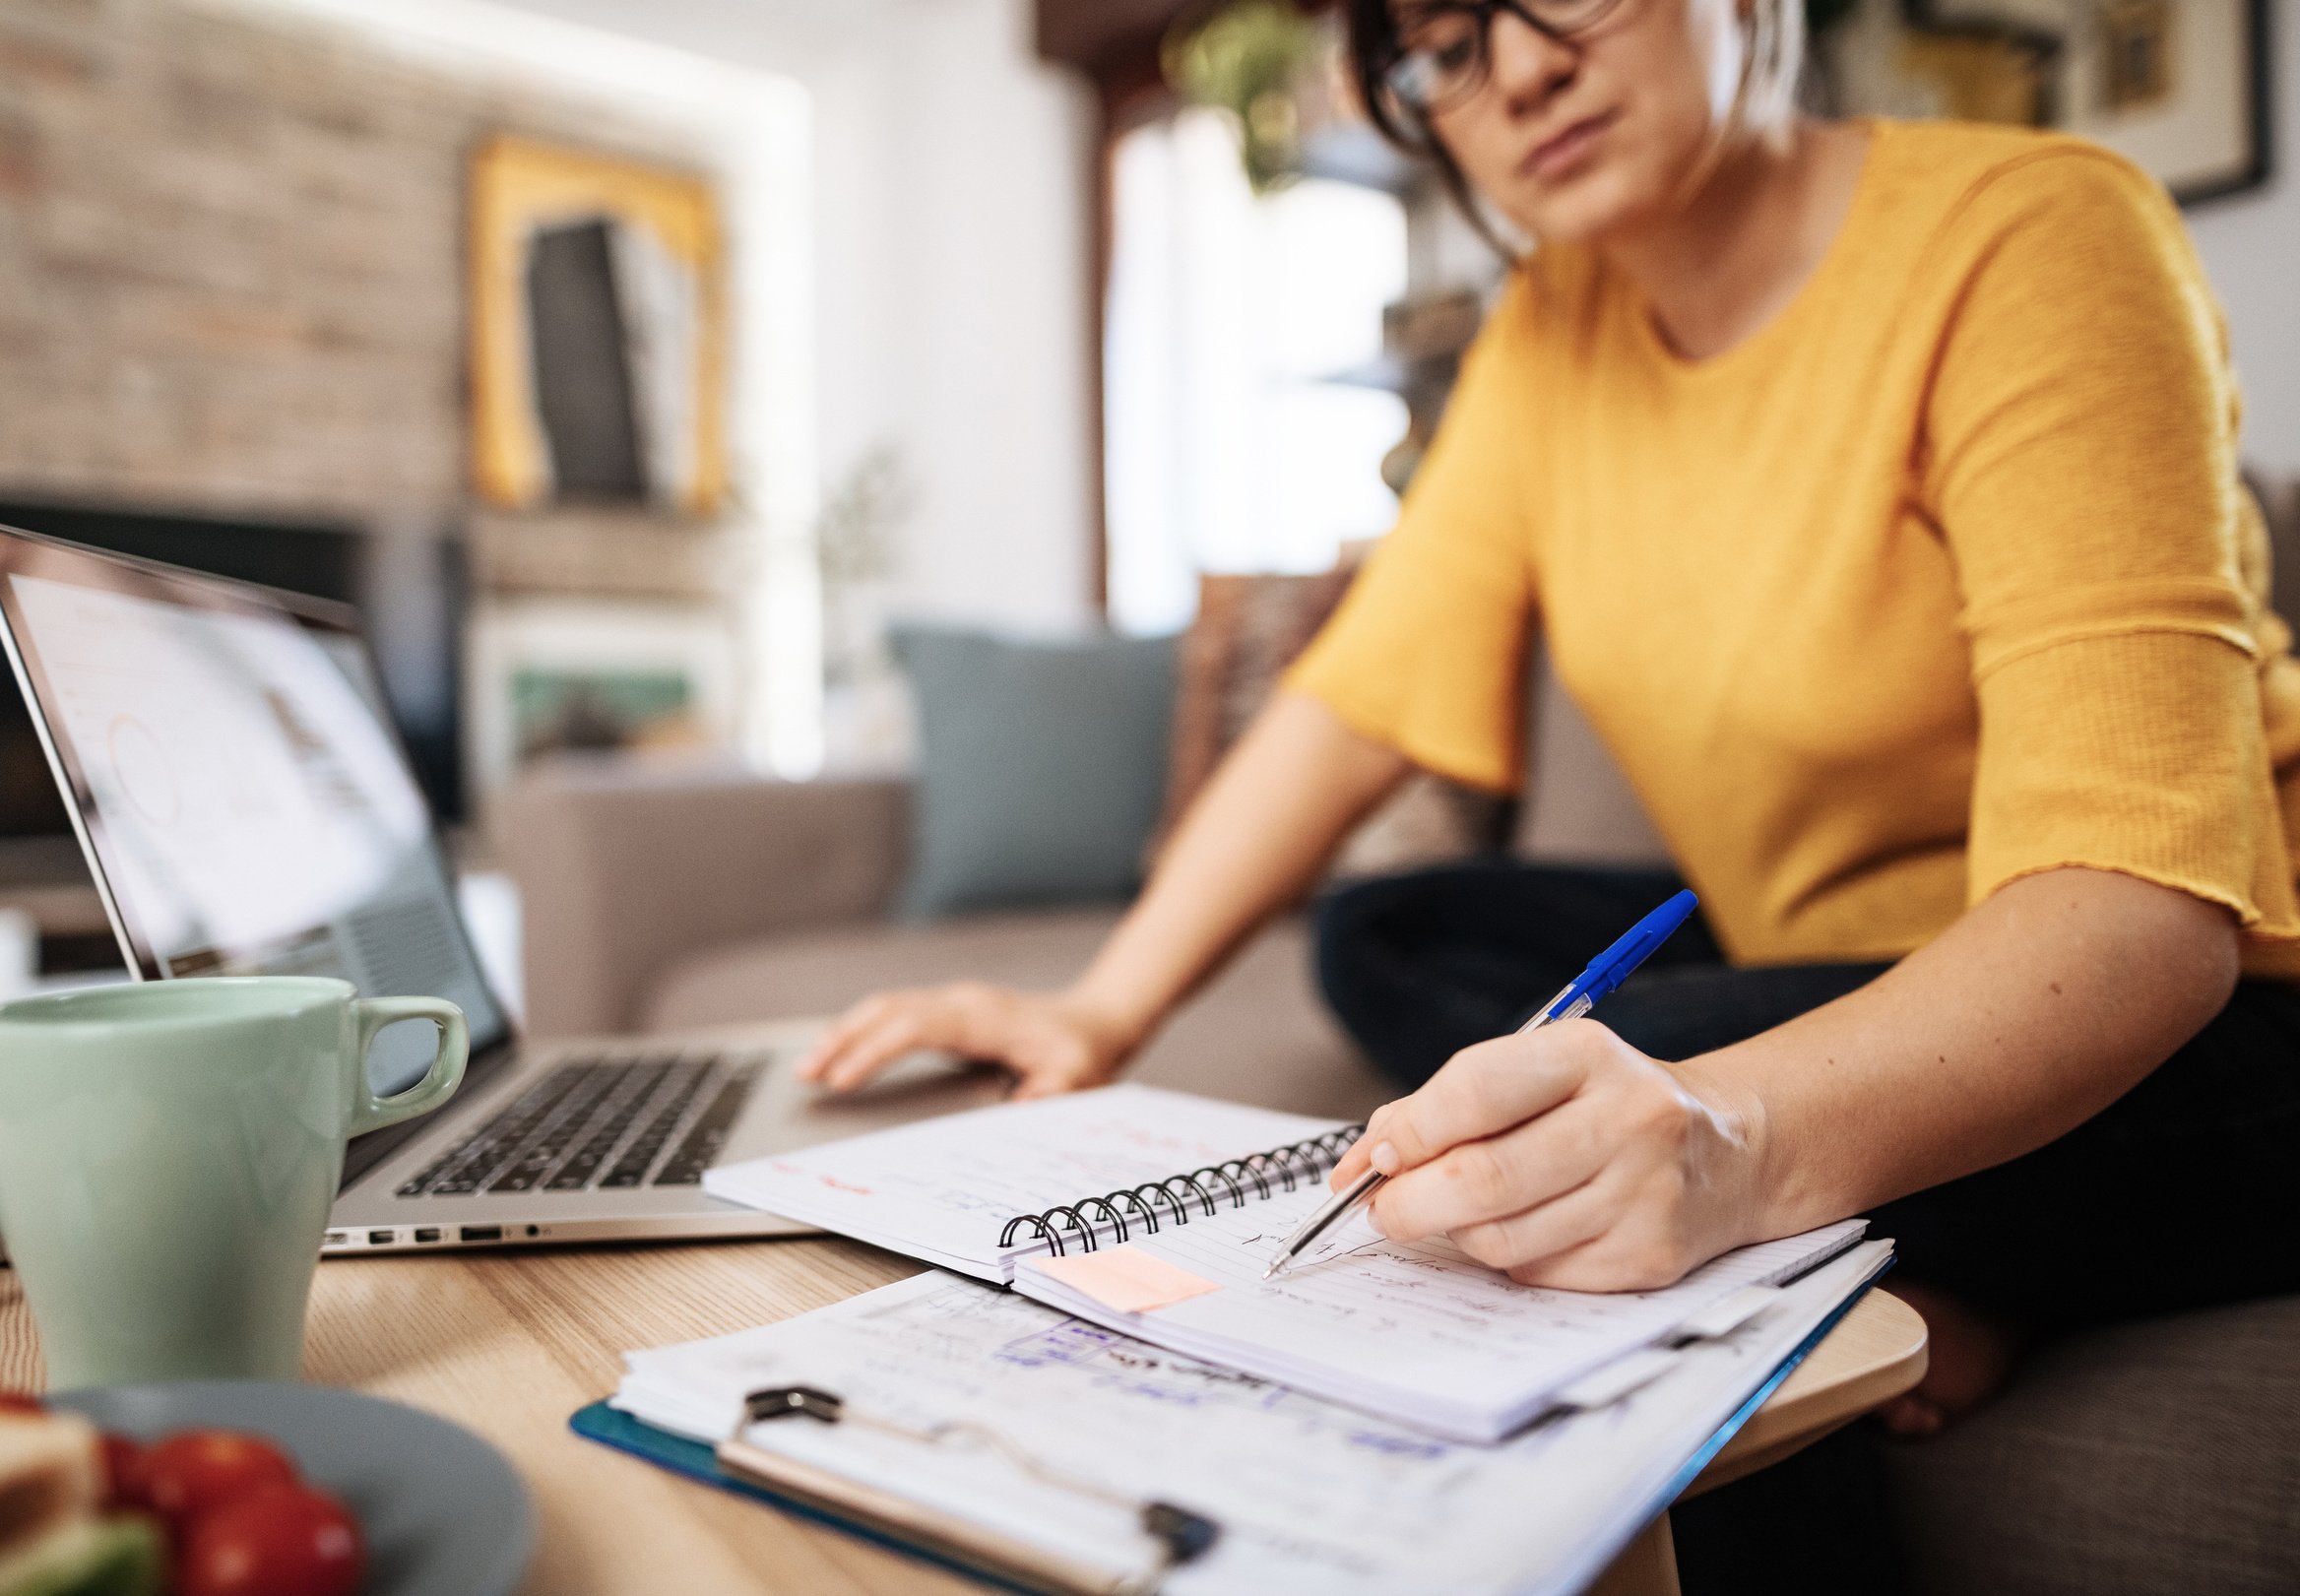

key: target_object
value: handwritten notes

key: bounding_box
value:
[1015,1189,1867,1441]
[703,1079,1867,1441]
[703,1084,1339,1280]
[610,1244,1895,1596]
[1036,1246,1222,1313]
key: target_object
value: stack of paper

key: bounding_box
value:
[605,1240,1894,1596]
[1014,1198,1866,1441]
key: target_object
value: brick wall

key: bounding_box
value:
[0,0,704,528]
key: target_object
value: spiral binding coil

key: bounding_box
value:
[996,1124,1365,1257]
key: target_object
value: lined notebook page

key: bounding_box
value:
[610,1244,1893,1596]
[1015,1188,1867,1440]
[702,1084,1340,1280]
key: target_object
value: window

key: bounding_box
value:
[1104,109,1409,636]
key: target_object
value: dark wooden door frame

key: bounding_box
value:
[1036,0,1189,616]
[1039,1,1349,617]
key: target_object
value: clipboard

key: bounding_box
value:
[570,1400,1162,1596]
[569,1269,1885,1596]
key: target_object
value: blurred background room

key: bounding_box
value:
[3,7,2298,1588]
[0,0,2292,1023]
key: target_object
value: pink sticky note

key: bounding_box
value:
[1034,1245,1222,1314]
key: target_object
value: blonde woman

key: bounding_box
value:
[804,3,2300,1573]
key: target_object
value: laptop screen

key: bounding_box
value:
[0,527,511,1091]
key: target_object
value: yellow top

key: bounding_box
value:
[1290,119,2300,978]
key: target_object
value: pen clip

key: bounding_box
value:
[1562,889,1698,1012]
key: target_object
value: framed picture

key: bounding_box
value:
[463,598,742,800]
[469,134,729,515]
[1814,0,2269,203]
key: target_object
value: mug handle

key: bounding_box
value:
[350,997,471,1136]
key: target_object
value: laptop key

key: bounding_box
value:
[392,1051,755,1198]
[400,1083,571,1194]
[598,1060,715,1188]
[396,1062,600,1195]
[652,1064,761,1185]
[543,1061,674,1191]
[483,1067,628,1192]
[484,1067,629,1193]
[428,1078,599,1193]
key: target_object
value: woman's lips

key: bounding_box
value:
[1522,111,1618,179]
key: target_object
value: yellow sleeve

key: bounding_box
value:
[1284,276,1540,793]
[1926,147,2300,936]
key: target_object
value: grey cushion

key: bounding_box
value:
[893,627,1177,918]
[642,910,1391,1123]
[1886,1294,2300,1595]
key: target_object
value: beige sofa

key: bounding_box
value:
[500,734,2298,1594]
[499,767,1389,1124]
[496,640,1671,1121]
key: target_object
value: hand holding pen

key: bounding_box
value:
[1266,890,1730,1289]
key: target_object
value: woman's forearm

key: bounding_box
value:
[1684,866,2241,1242]
[1337,863,2243,1294]
[1067,690,1409,1048]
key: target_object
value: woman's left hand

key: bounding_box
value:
[1326,1020,1768,1293]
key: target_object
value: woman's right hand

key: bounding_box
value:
[794,984,1141,1100]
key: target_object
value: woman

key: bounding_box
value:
[802,0,2300,1521]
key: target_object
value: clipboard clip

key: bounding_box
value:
[739,1386,1222,1584]
[750,1385,845,1423]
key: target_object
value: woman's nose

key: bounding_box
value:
[1488,11,1580,111]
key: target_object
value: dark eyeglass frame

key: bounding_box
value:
[1379,0,1629,117]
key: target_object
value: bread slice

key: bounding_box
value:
[0,1413,100,1580]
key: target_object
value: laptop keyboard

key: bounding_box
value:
[395,1052,761,1197]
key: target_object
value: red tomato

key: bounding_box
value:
[142,1430,298,1529]
[0,1391,43,1416]
[98,1431,151,1510]
[177,1483,363,1596]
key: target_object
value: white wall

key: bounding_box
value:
[486,0,1101,633]
[2188,19,2300,475]
[875,2,1099,631]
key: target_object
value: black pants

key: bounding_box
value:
[1314,860,2300,1593]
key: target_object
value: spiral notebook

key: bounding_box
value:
[703,1084,1356,1284]
[705,1083,1868,1440]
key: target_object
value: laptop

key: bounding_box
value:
[0,522,1006,1253]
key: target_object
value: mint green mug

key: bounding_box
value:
[0,977,466,1387]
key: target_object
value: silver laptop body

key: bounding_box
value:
[0,523,1001,1254]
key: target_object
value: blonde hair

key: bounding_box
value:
[1739,0,1807,144]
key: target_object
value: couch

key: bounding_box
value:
[497,766,1388,1125]
[500,737,2298,1595]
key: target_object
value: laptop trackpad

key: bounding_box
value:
[727,1051,1010,1163]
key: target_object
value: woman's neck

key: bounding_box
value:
[1601,117,1871,362]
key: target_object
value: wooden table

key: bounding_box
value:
[0,1236,1926,1595]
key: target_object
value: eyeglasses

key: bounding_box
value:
[1381,0,1629,116]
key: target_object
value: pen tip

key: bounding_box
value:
[1260,1259,1284,1282]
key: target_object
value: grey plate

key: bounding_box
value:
[50,1379,531,1596]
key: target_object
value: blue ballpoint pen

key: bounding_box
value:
[1261,888,1701,1281]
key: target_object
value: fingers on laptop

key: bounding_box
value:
[799,985,1116,1098]
[799,985,1017,1092]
